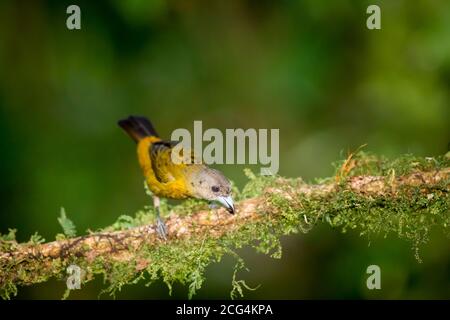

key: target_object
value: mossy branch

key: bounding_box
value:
[0,153,449,299]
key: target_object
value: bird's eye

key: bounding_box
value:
[211,186,220,192]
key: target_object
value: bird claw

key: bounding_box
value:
[155,216,168,240]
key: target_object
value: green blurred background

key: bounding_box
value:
[0,0,449,299]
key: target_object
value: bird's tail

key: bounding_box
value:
[118,115,159,142]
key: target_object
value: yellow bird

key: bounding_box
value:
[118,116,234,239]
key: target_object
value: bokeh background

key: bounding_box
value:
[0,0,449,299]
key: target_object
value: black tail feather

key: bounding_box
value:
[118,116,159,142]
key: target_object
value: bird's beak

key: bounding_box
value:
[217,196,235,214]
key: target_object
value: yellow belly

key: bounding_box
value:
[137,136,191,199]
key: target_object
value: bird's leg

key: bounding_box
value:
[153,195,168,240]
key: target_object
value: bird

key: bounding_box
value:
[118,115,235,239]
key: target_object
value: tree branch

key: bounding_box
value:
[0,156,449,298]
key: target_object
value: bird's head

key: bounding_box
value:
[186,167,235,214]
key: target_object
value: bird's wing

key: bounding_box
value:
[150,140,197,183]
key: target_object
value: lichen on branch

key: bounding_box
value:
[0,152,449,299]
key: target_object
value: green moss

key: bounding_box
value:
[28,232,45,245]
[333,151,449,178]
[240,168,278,200]
[0,152,448,299]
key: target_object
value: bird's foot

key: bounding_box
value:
[155,216,168,240]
